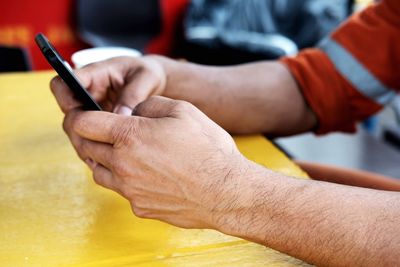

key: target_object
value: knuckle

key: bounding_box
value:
[112,120,137,147]
[142,65,158,80]
[79,140,90,156]
[92,172,114,191]
[133,197,147,209]
[112,159,130,178]
[63,112,80,135]
[114,168,129,180]
[108,150,132,178]
[105,149,116,166]
[141,61,164,87]
[62,117,69,134]
[131,206,148,219]
[106,150,118,166]
[92,166,111,188]
[117,185,131,199]
[171,100,196,118]
[92,171,103,186]
[70,112,86,133]
[175,100,193,113]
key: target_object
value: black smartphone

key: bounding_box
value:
[35,33,102,111]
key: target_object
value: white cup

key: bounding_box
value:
[71,47,142,69]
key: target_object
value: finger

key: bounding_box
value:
[133,96,181,118]
[112,80,149,116]
[113,61,163,115]
[62,112,89,162]
[91,163,119,192]
[50,76,81,113]
[81,139,114,170]
[65,110,132,144]
[76,57,156,114]
[73,62,111,103]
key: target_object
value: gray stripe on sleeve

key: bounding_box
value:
[318,37,396,105]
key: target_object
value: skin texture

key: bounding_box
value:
[50,56,400,266]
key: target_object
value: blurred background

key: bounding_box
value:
[1,0,399,178]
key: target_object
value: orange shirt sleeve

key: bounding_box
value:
[281,0,400,134]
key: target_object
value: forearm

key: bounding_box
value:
[217,161,400,266]
[155,56,317,136]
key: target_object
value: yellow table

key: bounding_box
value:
[0,71,309,267]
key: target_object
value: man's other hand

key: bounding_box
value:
[50,56,167,116]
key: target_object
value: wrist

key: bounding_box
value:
[145,55,178,97]
[145,55,215,104]
[210,159,304,246]
[209,158,272,239]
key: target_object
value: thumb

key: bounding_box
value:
[133,96,181,118]
[50,76,81,113]
[113,67,165,116]
[113,90,146,116]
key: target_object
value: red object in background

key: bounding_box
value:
[146,0,189,55]
[0,0,189,70]
[0,0,87,70]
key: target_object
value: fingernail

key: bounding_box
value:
[115,105,133,116]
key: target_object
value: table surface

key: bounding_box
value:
[0,71,309,267]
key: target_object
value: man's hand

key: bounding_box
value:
[53,56,168,115]
[51,55,316,136]
[51,75,251,228]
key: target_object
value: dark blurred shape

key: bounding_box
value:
[76,0,161,51]
[179,42,285,65]
[182,0,352,65]
[75,0,353,65]
[0,46,31,72]
[384,127,400,151]
[384,97,400,150]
